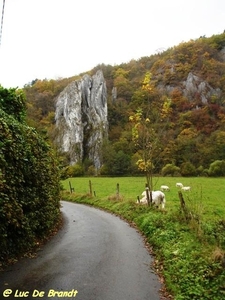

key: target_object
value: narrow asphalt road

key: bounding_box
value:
[0,201,164,300]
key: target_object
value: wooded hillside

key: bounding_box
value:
[23,32,225,177]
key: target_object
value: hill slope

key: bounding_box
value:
[23,32,225,175]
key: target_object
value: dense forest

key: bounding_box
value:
[23,32,225,177]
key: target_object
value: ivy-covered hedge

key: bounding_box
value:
[0,87,61,263]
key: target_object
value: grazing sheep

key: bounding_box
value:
[181,186,191,191]
[160,185,170,191]
[176,182,183,188]
[137,190,166,209]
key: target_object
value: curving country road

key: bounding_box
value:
[0,201,164,300]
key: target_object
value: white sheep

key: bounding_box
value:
[176,182,183,188]
[181,186,191,191]
[160,185,170,191]
[137,190,166,209]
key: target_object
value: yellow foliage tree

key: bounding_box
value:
[129,108,157,194]
[129,73,172,200]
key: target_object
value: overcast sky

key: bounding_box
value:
[0,0,224,88]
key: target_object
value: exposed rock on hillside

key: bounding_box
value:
[158,71,221,104]
[54,70,108,170]
[183,72,221,104]
[220,47,225,62]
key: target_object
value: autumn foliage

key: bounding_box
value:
[23,32,225,176]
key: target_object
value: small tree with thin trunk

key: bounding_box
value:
[129,108,156,191]
[129,72,171,203]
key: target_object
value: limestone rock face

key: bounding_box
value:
[220,46,225,62]
[54,70,108,170]
[183,72,221,104]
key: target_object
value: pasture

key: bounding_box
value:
[61,176,225,221]
[61,176,225,299]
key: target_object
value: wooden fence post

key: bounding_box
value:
[69,181,74,193]
[89,180,93,196]
[116,183,120,200]
[178,191,189,221]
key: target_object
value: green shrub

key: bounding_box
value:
[208,160,225,176]
[0,88,61,263]
[162,163,180,176]
[0,86,26,123]
[180,161,197,176]
[61,163,84,178]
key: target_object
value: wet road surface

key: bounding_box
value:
[0,201,164,300]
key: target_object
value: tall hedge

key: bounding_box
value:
[0,87,61,262]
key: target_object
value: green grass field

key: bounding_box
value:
[62,176,225,221]
[61,176,225,299]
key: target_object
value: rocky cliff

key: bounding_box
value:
[54,70,108,170]
[182,72,221,104]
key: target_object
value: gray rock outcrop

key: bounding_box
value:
[158,71,221,104]
[183,72,221,104]
[54,70,108,170]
